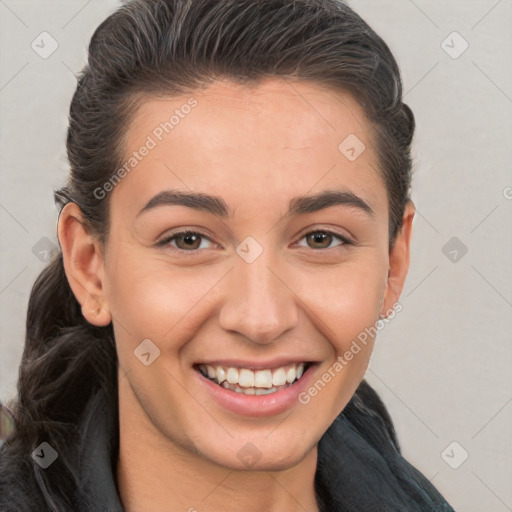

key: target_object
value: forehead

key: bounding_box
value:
[128,78,370,150]
[113,78,387,219]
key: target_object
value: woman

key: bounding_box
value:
[0,0,455,510]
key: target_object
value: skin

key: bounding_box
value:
[58,78,414,512]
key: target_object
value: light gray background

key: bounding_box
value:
[1,1,511,510]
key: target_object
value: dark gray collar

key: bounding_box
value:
[76,390,124,512]
[72,388,454,512]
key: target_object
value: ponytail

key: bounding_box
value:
[1,252,118,511]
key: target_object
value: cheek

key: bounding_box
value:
[104,250,222,349]
[296,255,388,351]
[293,262,387,423]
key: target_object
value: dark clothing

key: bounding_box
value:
[0,386,455,511]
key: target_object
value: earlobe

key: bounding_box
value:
[57,202,112,327]
[380,200,415,317]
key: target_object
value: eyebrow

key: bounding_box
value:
[137,188,375,219]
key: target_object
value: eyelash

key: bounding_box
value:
[156,229,354,254]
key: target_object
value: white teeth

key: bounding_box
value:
[255,387,277,395]
[219,382,292,395]
[201,362,309,394]
[226,367,239,384]
[286,366,297,384]
[254,369,273,389]
[238,368,255,387]
[272,367,287,387]
[216,366,226,383]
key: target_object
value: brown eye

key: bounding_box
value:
[297,230,352,250]
[157,230,214,252]
[175,232,202,250]
[307,232,333,249]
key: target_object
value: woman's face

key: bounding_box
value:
[85,79,411,470]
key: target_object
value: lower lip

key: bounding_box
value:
[195,364,317,417]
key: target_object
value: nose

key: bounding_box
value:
[218,251,299,345]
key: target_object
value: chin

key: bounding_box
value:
[194,434,318,473]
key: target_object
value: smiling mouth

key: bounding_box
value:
[195,362,313,395]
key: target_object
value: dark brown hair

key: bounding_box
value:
[61,0,414,247]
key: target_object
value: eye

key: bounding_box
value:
[296,230,352,250]
[156,230,215,252]
[156,228,353,254]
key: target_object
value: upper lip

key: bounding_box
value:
[194,358,316,371]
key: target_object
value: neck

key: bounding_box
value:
[116,380,319,512]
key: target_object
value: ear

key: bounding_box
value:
[57,202,112,326]
[380,200,415,317]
